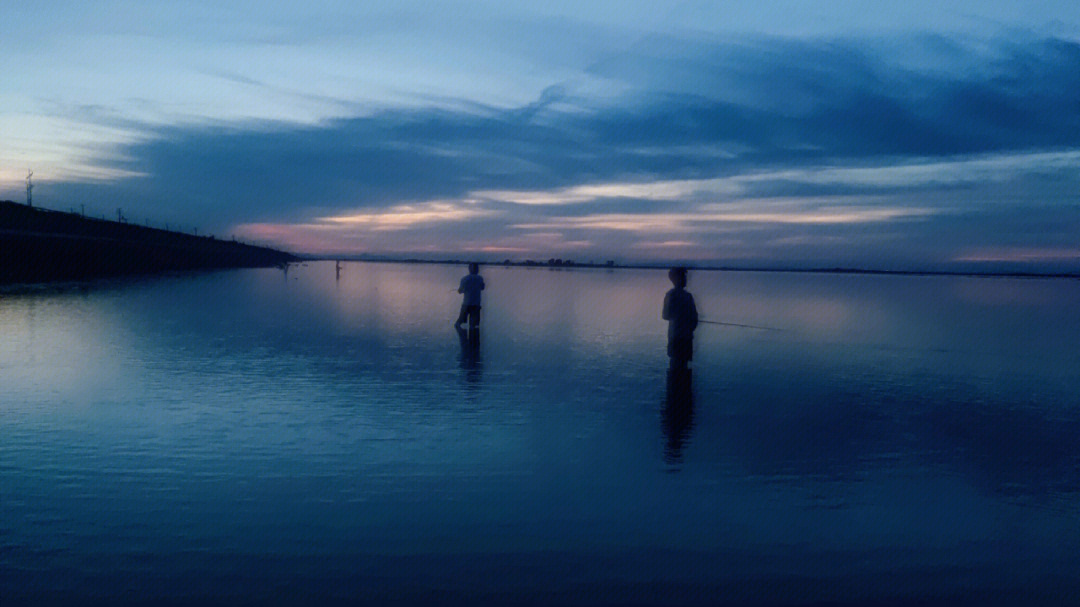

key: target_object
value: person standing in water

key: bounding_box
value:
[662,267,698,369]
[455,262,485,329]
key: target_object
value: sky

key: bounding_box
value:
[3,1,1080,271]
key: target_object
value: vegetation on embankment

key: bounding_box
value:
[1,200,297,284]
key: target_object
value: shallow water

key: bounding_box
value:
[3,262,1080,605]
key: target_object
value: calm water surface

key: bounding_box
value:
[3,263,1080,605]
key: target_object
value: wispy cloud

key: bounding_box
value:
[511,205,934,232]
[317,201,497,231]
[474,177,741,205]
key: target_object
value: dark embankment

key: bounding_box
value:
[1,200,297,284]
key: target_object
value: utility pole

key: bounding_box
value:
[26,169,33,207]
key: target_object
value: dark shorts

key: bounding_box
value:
[668,336,693,362]
[457,304,481,326]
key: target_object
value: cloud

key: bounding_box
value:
[474,177,739,205]
[8,30,1080,269]
[510,204,934,232]
[316,201,497,230]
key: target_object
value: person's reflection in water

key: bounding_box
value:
[456,325,482,385]
[662,366,695,465]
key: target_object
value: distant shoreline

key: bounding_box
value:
[300,256,1080,280]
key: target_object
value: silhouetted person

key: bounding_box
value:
[662,267,698,369]
[662,366,694,464]
[455,262,485,329]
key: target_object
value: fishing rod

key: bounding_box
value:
[697,319,788,332]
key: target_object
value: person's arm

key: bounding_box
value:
[480,277,485,290]
[688,294,698,330]
[662,290,672,320]
[458,277,465,294]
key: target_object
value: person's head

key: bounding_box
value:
[668,266,687,288]
[468,262,480,274]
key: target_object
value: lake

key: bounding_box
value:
[3,262,1080,605]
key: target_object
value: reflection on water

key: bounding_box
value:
[456,325,482,385]
[662,367,694,466]
[3,263,1080,604]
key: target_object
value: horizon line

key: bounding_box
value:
[295,256,1080,280]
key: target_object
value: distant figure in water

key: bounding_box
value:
[662,267,698,369]
[455,262,485,329]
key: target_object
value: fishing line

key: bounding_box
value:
[697,319,788,332]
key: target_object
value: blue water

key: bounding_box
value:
[3,263,1080,605]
